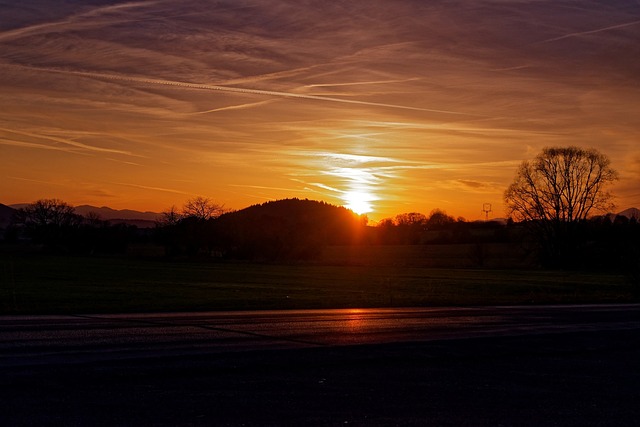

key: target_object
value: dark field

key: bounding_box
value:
[1,246,634,314]
[2,246,639,427]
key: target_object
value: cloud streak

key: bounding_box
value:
[0,1,169,42]
[22,66,483,117]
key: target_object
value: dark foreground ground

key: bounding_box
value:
[3,327,640,426]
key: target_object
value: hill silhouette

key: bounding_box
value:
[213,199,366,260]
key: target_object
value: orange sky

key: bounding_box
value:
[1,0,639,221]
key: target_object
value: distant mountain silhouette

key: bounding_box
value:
[9,204,161,222]
[617,207,640,220]
[73,205,161,222]
[0,203,17,227]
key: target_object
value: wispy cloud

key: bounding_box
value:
[7,175,63,185]
[0,138,79,153]
[0,1,169,42]
[0,0,167,42]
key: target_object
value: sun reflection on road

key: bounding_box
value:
[343,308,367,335]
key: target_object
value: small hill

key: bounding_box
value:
[215,198,366,260]
[225,198,359,221]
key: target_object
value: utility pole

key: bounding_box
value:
[482,203,492,221]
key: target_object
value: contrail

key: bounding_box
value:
[303,77,421,88]
[110,181,190,195]
[190,100,274,115]
[540,19,640,43]
[23,66,482,117]
[0,126,132,155]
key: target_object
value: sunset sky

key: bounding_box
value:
[1,0,639,221]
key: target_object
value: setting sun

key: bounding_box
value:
[344,190,374,215]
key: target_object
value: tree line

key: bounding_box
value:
[3,198,145,255]
[2,196,507,259]
[1,147,638,275]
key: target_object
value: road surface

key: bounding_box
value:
[2,305,640,426]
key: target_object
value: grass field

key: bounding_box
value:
[0,252,634,314]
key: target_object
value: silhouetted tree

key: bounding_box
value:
[17,199,78,228]
[14,199,82,248]
[72,220,138,255]
[182,197,225,220]
[376,217,399,244]
[83,211,105,228]
[394,212,427,244]
[427,209,455,229]
[424,209,457,243]
[159,205,182,226]
[394,212,427,227]
[376,211,463,244]
[155,206,184,256]
[154,198,225,258]
[504,146,618,267]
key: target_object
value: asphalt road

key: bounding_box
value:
[2,305,640,426]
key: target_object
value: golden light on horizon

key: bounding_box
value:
[314,151,384,216]
[1,1,639,218]
[344,189,375,215]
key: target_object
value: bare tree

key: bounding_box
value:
[182,197,225,220]
[14,199,81,245]
[505,147,617,222]
[504,146,618,266]
[159,205,182,226]
[17,198,79,228]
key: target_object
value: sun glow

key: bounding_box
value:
[344,190,374,215]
